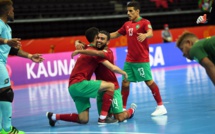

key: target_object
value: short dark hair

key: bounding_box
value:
[176,32,198,47]
[99,30,110,41]
[127,1,140,10]
[85,27,99,43]
[0,0,13,17]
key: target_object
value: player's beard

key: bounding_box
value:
[97,44,107,50]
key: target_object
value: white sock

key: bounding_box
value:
[52,114,56,120]
[99,115,106,120]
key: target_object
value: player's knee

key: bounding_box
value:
[145,80,154,86]
[0,87,14,102]
[79,118,89,124]
[107,82,115,91]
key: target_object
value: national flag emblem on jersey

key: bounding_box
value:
[136,24,140,29]
[148,24,152,29]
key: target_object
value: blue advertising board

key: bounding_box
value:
[115,42,197,69]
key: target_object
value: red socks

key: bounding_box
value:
[56,113,79,123]
[121,86,129,109]
[149,82,163,105]
[126,108,134,118]
[100,90,114,116]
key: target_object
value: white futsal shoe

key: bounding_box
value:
[151,105,167,116]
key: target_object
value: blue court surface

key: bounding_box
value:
[12,64,214,134]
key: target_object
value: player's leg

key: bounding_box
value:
[114,103,137,122]
[46,97,90,126]
[144,63,167,116]
[46,81,93,126]
[0,63,25,134]
[98,80,118,124]
[111,89,137,122]
[0,87,24,134]
[133,62,167,116]
[121,62,135,109]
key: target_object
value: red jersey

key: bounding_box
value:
[69,47,103,86]
[94,48,120,90]
[118,18,152,62]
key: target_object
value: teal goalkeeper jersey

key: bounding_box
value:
[0,19,12,64]
[189,36,215,64]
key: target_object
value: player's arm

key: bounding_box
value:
[110,31,121,39]
[17,49,44,63]
[75,40,87,50]
[72,49,105,58]
[137,29,153,42]
[0,38,21,48]
[102,60,128,80]
[200,57,215,85]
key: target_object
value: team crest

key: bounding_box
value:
[136,25,140,29]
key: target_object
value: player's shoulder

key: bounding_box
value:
[87,46,97,50]
[103,48,112,53]
[140,18,151,23]
[0,20,5,27]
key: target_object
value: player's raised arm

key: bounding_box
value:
[200,57,215,85]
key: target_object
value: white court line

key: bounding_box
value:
[26,132,156,134]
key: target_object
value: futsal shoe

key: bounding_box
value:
[98,117,118,125]
[151,105,167,116]
[3,126,25,134]
[46,112,57,127]
[129,103,137,119]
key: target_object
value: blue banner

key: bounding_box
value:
[115,42,197,69]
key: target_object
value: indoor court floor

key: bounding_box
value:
[12,64,215,134]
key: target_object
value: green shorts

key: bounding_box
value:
[123,62,152,82]
[68,80,101,114]
[97,89,123,114]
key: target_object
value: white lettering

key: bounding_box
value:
[149,46,165,67]
[47,61,58,77]
[58,60,68,76]
[37,63,48,78]
[27,63,37,79]
[153,46,165,66]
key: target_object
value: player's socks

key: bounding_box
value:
[149,82,163,105]
[121,86,129,109]
[100,90,114,118]
[98,91,119,124]
[126,108,134,118]
[127,103,137,119]
[56,113,79,122]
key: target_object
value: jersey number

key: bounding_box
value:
[138,68,145,78]
[128,28,133,36]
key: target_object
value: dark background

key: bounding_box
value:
[10,0,208,39]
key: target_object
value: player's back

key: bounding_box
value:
[69,47,100,85]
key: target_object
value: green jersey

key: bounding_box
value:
[189,36,215,64]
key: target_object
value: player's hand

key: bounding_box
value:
[71,50,79,59]
[30,54,44,63]
[137,33,147,42]
[123,72,128,81]
[75,40,85,50]
[6,38,22,48]
[196,14,207,24]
